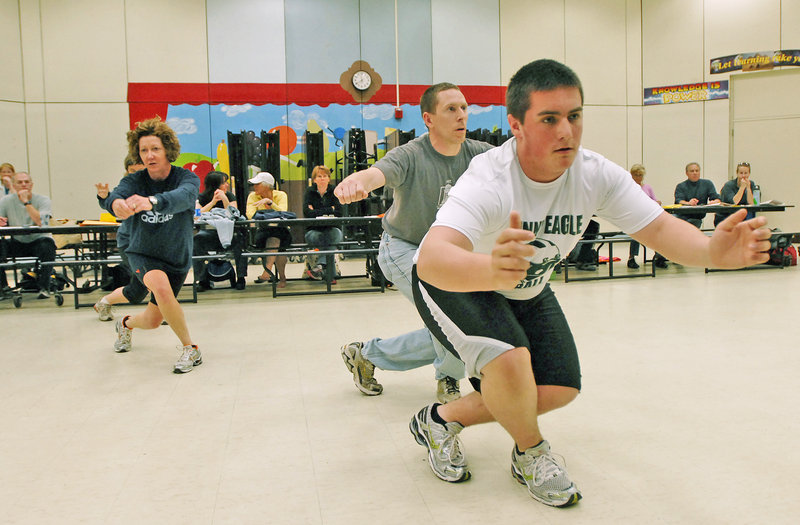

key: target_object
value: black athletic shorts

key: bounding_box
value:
[412,265,581,392]
[126,253,188,306]
[119,249,149,304]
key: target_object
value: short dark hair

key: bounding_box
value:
[420,82,461,117]
[506,59,584,122]
[126,116,181,164]
[685,162,700,172]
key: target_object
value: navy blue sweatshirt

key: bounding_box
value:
[105,166,199,272]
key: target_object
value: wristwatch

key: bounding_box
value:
[23,201,31,206]
[148,196,158,208]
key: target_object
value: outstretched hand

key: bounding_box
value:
[491,211,535,289]
[334,177,369,204]
[709,208,771,268]
[95,183,109,199]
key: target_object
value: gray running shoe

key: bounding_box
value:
[174,345,202,374]
[114,317,132,353]
[409,404,470,482]
[436,376,461,404]
[340,342,383,395]
[511,440,581,507]
[94,301,114,321]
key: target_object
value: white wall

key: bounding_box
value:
[641,0,796,228]
[731,68,800,231]
[2,0,799,222]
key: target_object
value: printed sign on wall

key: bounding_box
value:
[710,50,800,74]
[643,81,729,105]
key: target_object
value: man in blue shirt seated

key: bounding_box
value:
[674,162,721,228]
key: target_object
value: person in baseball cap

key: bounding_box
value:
[248,171,275,187]
[246,171,291,287]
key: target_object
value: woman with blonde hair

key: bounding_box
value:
[1,162,16,195]
[715,161,757,226]
[627,164,666,269]
[303,165,342,280]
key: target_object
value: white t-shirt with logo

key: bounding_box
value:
[426,138,663,300]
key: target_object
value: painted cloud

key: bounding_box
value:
[220,104,253,117]
[363,105,396,121]
[167,117,198,135]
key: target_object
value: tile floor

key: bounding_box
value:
[1,261,798,524]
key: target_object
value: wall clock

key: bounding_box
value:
[340,61,382,102]
[352,70,372,91]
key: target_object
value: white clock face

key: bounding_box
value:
[352,70,372,91]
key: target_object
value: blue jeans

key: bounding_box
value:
[361,232,465,380]
[305,227,343,267]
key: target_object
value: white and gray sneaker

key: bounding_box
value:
[114,317,132,353]
[341,342,383,395]
[174,345,202,374]
[436,376,461,404]
[511,440,581,507]
[409,404,470,483]
[94,300,114,321]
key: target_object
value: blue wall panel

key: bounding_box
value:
[284,0,361,83]
[207,0,287,83]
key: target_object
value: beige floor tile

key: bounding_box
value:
[1,261,798,524]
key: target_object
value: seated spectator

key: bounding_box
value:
[0,172,56,298]
[246,171,290,288]
[627,164,667,269]
[567,219,599,271]
[715,161,756,226]
[193,170,246,291]
[92,156,147,321]
[303,165,342,280]
[1,163,16,195]
[674,162,720,228]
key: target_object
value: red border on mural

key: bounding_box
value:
[127,82,506,128]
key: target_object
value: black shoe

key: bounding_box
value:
[197,280,212,292]
[654,257,669,269]
[254,269,275,284]
[627,258,639,269]
[576,262,597,271]
[235,277,246,290]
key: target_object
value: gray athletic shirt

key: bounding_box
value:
[0,193,53,243]
[375,134,492,245]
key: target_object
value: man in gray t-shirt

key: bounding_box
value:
[0,172,56,297]
[336,83,492,403]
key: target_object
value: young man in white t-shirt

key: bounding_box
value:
[408,59,772,507]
